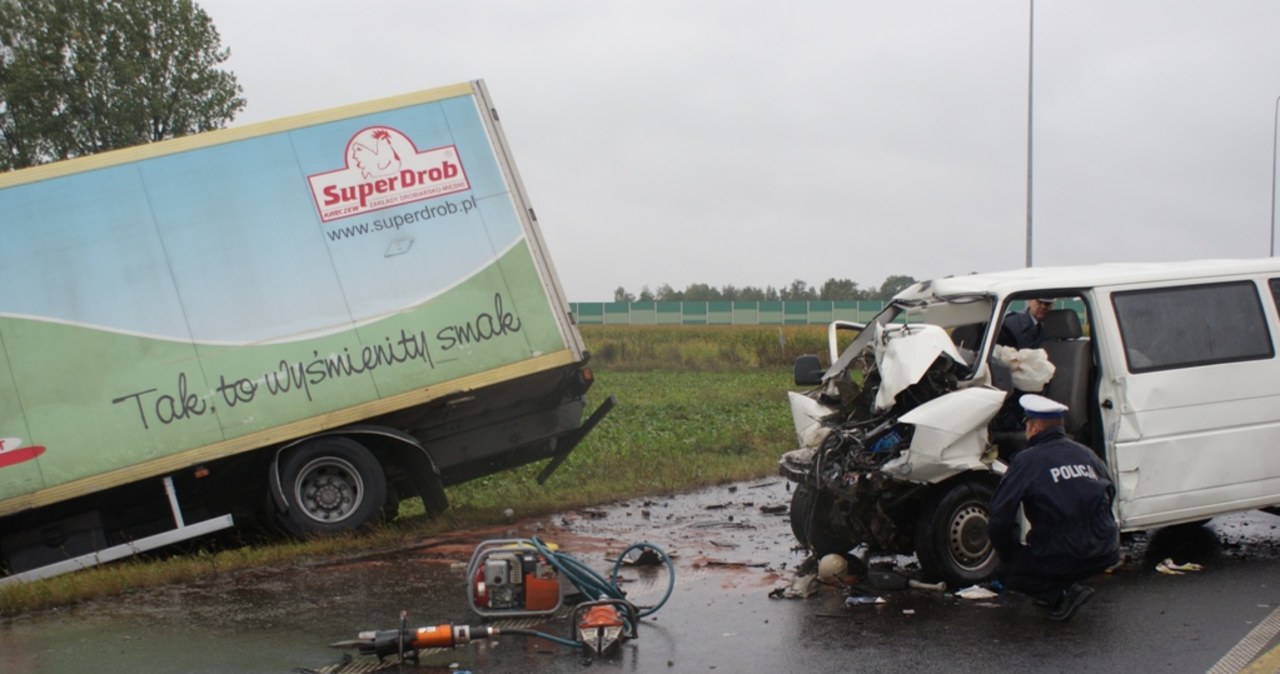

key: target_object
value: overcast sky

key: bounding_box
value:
[199,0,1280,301]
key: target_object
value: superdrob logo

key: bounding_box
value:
[307,126,471,223]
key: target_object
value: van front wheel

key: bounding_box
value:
[915,479,998,587]
[790,482,858,557]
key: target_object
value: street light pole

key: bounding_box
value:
[1025,0,1035,267]
[1271,94,1279,257]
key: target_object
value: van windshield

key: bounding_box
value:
[824,293,996,382]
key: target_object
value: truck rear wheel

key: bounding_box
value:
[914,479,998,587]
[277,437,387,537]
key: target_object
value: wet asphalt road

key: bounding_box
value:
[4,480,1280,673]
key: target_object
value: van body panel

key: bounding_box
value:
[1092,278,1280,529]
[888,387,1007,483]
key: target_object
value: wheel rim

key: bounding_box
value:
[947,502,993,571]
[293,456,364,524]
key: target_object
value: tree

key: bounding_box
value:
[654,284,679,301]
[0,0,245,170]
[682,283,720,301]
[818,277,864,301]
[612,286,634,303]
[780,279,815,302]
[875,274,918,300]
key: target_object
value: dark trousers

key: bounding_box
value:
[997,548,1110,602]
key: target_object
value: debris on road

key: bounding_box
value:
[703,560,770,569]
[1155,558,1205,575]
[769,571,819,599]
[618,547,672,566]
[817,554,848,581]
[688,521,755,530]
[956,585,1000,600]
[866,569,908,591]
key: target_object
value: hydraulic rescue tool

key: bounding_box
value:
[467,538,565,616]
[331,536,674,661]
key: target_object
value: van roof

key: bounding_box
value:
[897,258,1280,301]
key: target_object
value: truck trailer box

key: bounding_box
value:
[0,80,610,582]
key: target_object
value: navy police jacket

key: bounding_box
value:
[988,426,1120,577]
[997,309,1044,349]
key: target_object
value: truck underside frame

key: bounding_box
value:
[0,476,234,587]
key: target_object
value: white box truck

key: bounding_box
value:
[0,80,612,584]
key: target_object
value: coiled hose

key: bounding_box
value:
[511,535,676,648]
[527,535,676,619]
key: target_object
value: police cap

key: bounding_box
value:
[1019,393,1068,419]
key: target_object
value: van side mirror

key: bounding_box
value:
[794,354,825,386]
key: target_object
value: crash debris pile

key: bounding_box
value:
[769,552,947,605]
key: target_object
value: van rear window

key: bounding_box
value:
[1112,281,1273,373]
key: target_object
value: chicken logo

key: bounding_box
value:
[0,437,45,469]
[307,126,471,223]
[351,129,401,179]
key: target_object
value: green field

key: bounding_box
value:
[448,369,795,513]
[1,326,827,615]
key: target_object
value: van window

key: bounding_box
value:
[1112,281,1273,373]
[1271,278,1280,308]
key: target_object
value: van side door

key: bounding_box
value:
[1094,278,1280,529]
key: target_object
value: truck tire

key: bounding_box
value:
[790,482,858,557]
[914,479,998,587]
[277,437,387,537]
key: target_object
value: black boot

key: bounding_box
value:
[1049,583,1095,622]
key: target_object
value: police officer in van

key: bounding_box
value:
[997,298,1055,349]
[987,394,1120,621]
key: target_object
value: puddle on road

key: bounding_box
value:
[530,479,802,593]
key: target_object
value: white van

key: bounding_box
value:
[780,259,1280,587]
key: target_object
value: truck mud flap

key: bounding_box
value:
[536,395,616,485]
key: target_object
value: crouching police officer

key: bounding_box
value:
[987,394,1120,621]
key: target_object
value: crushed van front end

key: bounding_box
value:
[781,303,1008,586]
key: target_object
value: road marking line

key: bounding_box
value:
[1208,604,1280,674]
